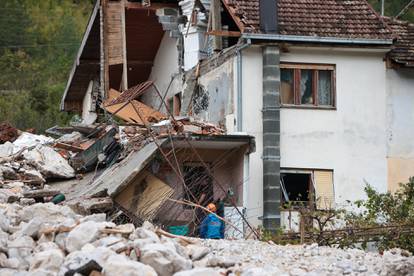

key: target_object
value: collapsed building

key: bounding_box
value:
[57,0,414,233]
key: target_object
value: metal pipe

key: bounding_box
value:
[242,33,393,45]
[381,0,385,16]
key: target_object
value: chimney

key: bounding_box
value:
[259,0,278,33]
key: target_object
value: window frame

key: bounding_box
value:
[280,168,335,210]
[280,63,337,110]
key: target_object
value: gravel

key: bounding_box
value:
[0,201,413,276]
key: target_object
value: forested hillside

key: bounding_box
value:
[369,0,414,21]
[0,0,93,132]
[0,0,413,132]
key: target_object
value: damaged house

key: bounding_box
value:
[61,0,414,233]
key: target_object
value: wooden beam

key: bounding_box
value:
[121,0,128,90]
[211,0,223,51]
[207,30,241,37]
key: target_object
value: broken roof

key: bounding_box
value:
[222,0,393,40]
[385,17,414,67]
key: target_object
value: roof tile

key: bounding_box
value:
[223,0,393,39]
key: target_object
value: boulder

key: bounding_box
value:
[23,145,75,179]
[102,254,157,276]
[7,235,35,269]
[19,217,43,238]
[186,244,210,261]
[0,142,16,158]
[140,243,192,276]
[19,169,45,185]
[0,252,20,269]
[0,212,11,232]
[0,165,17,180]
[130,227,160,243]
[29,249,65,273]
[65,221,108,253]
[20,203,77,223]
[0,189,20,203]
[13,132,54,151]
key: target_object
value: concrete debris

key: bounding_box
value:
[23,145,75,179]
[0,201,412,275]
[0,142,16,158]
[12,132,54,151]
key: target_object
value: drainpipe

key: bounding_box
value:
[260,0,280,231]
[262,46,281,231]
[236,39,251,132]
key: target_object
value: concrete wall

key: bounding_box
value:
[196,59,235,127]
[386,68,414,192]
[239,46,389,226]
[141,32,182,112]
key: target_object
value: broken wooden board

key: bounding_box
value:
[103,89,166,125]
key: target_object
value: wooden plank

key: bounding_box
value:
[211,0,223,51]
[207,30,241,37]
[103,89,166,125]
[121,0,128,90]
[280,63,335,71]
[54,142,84,153]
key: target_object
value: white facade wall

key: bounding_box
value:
[386,68,414,192]
[240,47,389,226]
[142,33,182,111]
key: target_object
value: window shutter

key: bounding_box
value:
[314,171,335,210]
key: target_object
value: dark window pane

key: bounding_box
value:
[318,70,332,106]
[281,69,294,104]
[300,69,313,104]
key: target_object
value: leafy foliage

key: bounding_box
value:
[368,0,414,21]
[0,0,93,132]
[343,177,414,253]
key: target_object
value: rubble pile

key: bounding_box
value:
[0,131,74,187]
[0,201,413,276]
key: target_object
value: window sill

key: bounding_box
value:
[280,104,336,111]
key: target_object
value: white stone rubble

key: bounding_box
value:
[0,201,413,276]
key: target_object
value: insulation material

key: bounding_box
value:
[314,171,335,210]
[103,89,166,125]
[116,171,174,221]
[135,173,174,220]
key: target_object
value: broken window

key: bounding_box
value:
[280,64,335,107]
[281,169,335,210]
[280,172,313,207]
[183,164,213,209]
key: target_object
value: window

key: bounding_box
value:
[183,163,213,209]
[280,169,335,210]
[280,64,335,108]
